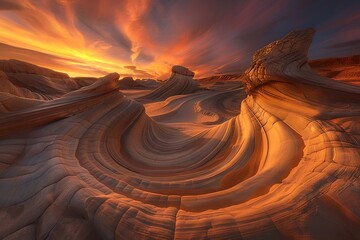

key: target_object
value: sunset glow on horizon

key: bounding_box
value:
[1,1,360,239]
[0,0,359,79]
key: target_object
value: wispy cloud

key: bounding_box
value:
[0,0,359,78]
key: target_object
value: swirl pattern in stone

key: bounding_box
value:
[0,29,360,239]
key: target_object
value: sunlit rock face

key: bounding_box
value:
[242,28,315,92]
[0,29,360,240]
[171,65,195,77]
[0,59,69,78]
[0,59,96,101]
[139,65,198,101]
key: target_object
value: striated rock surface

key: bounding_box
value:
[139,65,198,101]
[0,29,360,240]
[196,73,243,83]
[0,59,69,78]
[242,28,316,92]
[0,60,98,101]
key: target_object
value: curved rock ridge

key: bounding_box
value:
[0,70,46,101]
[0,73,120,137]
[144,89,244,125]
[242,28,315,92]
[1,71,91,101]
[0,62,107,106]
[0,59,69,78]
[139,65,198,101]
[243,28,360,94]
[0,29,360,240]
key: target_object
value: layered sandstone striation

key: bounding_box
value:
[0,29,360,239]
[0,59,97,101]
[0,59,69,78]
[139,65,198,101]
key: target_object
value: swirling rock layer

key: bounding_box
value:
[139,65,198,101]
[0,29,360,239]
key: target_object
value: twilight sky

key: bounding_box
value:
[0,0,359,78]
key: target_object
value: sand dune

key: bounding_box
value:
[0,29,360,239]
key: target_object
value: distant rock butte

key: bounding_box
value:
[118,76,150,89]
[309,55,360,84]
[172,65,195,77]
[309,55,360,67]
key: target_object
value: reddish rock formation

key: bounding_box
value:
[196,73,243,83]
[309,55,360,84]
[118,76,147,89]
[0,59,69,78]
[0,29,360,239]
[139,65,198,101]
[171,65,195,77]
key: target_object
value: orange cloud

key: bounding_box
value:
[0,0,359,78]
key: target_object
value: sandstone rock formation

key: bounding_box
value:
[118,76,145,89]
[196,73,243,83]
[139,65,198,101]
[135,78,161,88]
[0,59,97,101]
[0,29,360,239]
[0,59,69,78]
